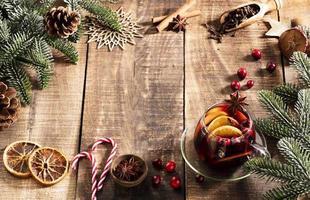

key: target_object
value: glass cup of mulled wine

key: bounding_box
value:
[193,98,269,169]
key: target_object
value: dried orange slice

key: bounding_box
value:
[3,141,41,177]
[279,28,308,59]
[28,147,69,186]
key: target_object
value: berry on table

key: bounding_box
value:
[195,174,205,184]
[246,80,254,89]
[230,80,241,91]
[251,48,262,60]
[237,68,247,80]
[170,176,181,189]
[266,61,277,73]
[152,175,161,186]
[165,160,176,173]
[152,158,163,169]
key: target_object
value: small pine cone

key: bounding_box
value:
[44,6,80,38]
[0,82,21,131]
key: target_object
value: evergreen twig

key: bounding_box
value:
[79,0,121,31]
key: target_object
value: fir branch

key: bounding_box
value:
[295,89,310,136]
[67,25,82,43]
[273,84,300,104]
[277,138,310,177]
[46,37,79,64]
[245,157,306,183]
[17,39,53,89]
[0,20,10,43]
[254,118,294,139]
[79,0,121,31]
[0,32,33,66]
[290,52,310,87]
[64,0,82,11]
[263,181,310,200]
[258,90,297,131]
[1,62,32,104]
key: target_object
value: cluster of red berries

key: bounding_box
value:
[230,49,277,91]
[151,159,181,189]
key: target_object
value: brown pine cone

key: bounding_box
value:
[0,82,21,131]
[44,6,80,38]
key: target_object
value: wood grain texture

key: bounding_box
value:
[185,0,283,199]
[76,1,185,199]
[0,37,88,200]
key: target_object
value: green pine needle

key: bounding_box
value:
[46,37,79,64]
[273,84,300,104]
[244,157,305,183]
[1,62,33,104]
[258,90,297,131]
[277,138,310,177]
[263,181,310,200]
[290,52,310,87]
[254,118,294,139]
[80,0,121,31]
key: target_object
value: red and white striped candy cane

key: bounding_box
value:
[72,151,98,200]
[71,138,117,200]
[91,137,117,191]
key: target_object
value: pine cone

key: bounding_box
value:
[44,6,80,38]
[0,82,21,130]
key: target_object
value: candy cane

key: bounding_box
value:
[71,138,117,200]
[72,151,98,200]
[91,138,117,191]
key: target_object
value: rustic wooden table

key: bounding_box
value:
[1,0,309,199]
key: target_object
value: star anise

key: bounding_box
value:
[170,15,188,32]
[113,156,143,181]
[225,91,248,114]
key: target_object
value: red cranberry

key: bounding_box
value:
[251,49,262,60]
[266,61,277,73]
[152,175,161,186]
[246,80,254,89]
[237,68,247,80]
[230,80,241,91]
[165,161,176,173]
[195,174,205,184]
[170,176,181,189]
[152,158,163,169]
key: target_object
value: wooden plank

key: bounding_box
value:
[0,37,88,199]
[76,1,185,199]
[185,0,283,199]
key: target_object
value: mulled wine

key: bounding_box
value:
[194,93,255,167]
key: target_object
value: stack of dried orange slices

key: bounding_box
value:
[3,141,69,186]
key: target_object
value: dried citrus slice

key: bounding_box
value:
[3,141,41,177]
[279,28,308,59]
[28,147,69,186]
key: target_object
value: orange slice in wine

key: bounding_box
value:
[207,116,239,132]
[3,141,41,178]
[28,147,69,186]
[208,125,242,139]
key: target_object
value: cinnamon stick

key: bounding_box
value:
[156,0,196,32]
[152,10,201,24]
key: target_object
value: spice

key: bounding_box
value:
[207,4,260,42]
[221,4,260,32]
[113,156,144,181]
[169,15,188,32]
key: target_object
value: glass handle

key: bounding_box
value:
[249,142,271,158]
